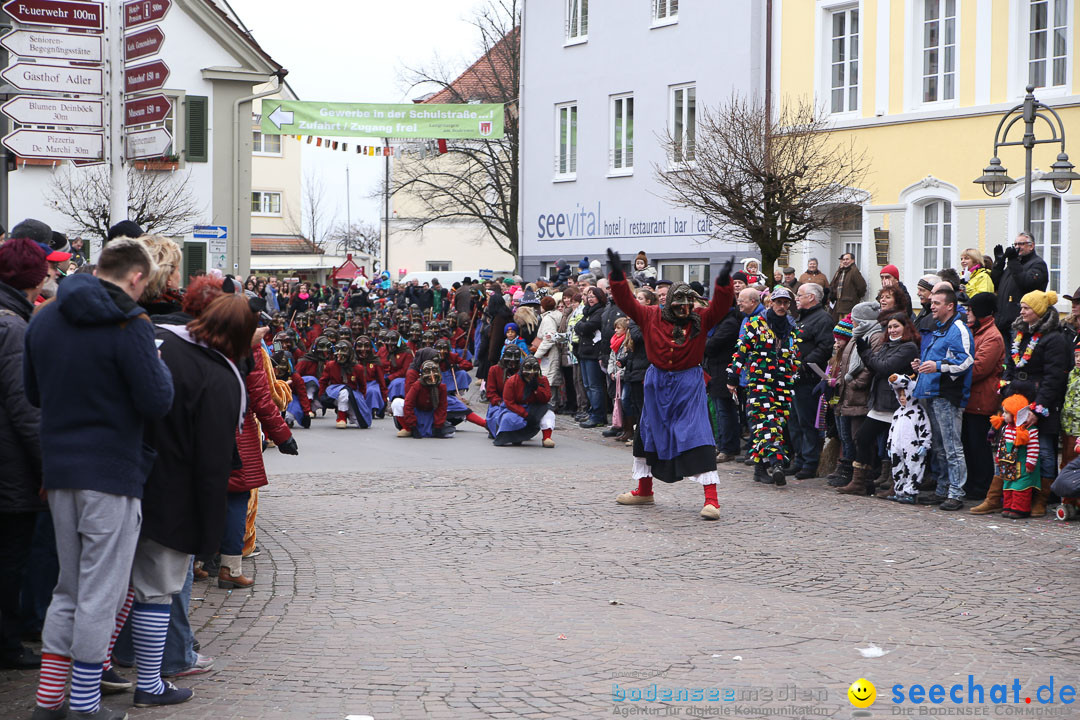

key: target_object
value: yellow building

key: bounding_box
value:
[777,0,1080,299]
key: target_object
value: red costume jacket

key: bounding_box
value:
[609,277,734,371]
[439,352,472,373]
[502,374,552,417]
[451,328,467,351]
[289,373,312,415]
[356,360,387,397]
[304,323,323,348]
[319,361,364,395]
[229,350,292,493]
[295,357,319,377]
[486,365,509,405]
[386,350,414,381]
[376,346,389,366]
[402,382,447,430]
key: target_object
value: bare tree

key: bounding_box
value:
[393,0,520,263]
[654,95,871,279]
[293,171,335,250]
[47,165,204,240]
[328,220,381,258]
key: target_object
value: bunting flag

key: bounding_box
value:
[290,136,410,159]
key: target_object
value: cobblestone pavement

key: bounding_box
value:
[2,416,1079,720]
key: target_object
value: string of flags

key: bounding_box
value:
[291,136,450,158]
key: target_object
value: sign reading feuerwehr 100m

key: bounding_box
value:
[259,100,505,140]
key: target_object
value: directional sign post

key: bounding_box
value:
[2,128,103,160]
[123,0,169,28]
[124,59,168,93]
[2,61,103,94]
[123,25,163,61]
[124,126,171,159]
[193,225,228,239]
[2,0,104,31]
[259,100,505,140]
[0,29,102,62]
[124,93,169,127]
[2,96,103,127]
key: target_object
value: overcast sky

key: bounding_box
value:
[226,0,484,236]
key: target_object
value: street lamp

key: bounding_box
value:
[973,85,1080,232]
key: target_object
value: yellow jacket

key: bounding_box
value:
[965,267,994,297]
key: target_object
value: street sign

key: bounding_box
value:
[2,0,104,31]
[0,29,102,62]
[2,95,102,127]
[193,225,227,239]
[2,61,102,94]
[2,128,103,160]
[123,26,163,61]
[124,59,168,93]
[123,0,170,29]
[478,268,494,279]
[259,100,505,139]
[124,126,171,159]
[124,93,169,127]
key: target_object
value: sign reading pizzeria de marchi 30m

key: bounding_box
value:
[259,100,504,140]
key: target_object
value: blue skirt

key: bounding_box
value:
[485,403,513,438]
[326,383,372,428]
[636,365,716,482]
[411,408,454,439]
[492,403,547,446]
[387,377,405,400]
[442,368,471,395]
[365,380,385,412]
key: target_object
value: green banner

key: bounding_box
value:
[260,101,504,139]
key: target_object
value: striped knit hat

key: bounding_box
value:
[833,315,854,339]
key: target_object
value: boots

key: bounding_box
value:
[753,462,771,483]
[1030,475,1053,517]
[837,461,873,495]
[827,459,853,487]
[969,475,1003,515]
[218,555,254,589]
[616,415,635,443]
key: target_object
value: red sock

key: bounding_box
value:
[103,586,134,671]
[336,411,347,422]
[542,429,552,440]
[467,412,487,428]
[36,653,70,709]
[632,476,653,496]
[703,484,719,508]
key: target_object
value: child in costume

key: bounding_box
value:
[884,373,932,504]
[990,393,1040,519]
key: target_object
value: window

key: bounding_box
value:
[920,200,952,274]
[1028,0,1069,88]
[670,84,696,165]
[829,6,860,113]
[566,0,588,42]
[659,261,710,285]
[253,130,281,155]
[427,261,451,272]
[835,205,863,267]
[610,94,634,174]
[251,191,282,216]
[653,0,677,23]
[555,103,577,179]
[1029,196,1062,292]
[921,0,957,102]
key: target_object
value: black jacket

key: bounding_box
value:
[599,302,626,366]
[0,281,44,513]
[622,321,648,383]
[574,300,606,360]
[860,337,919,415]
[992,249,1049,333]
[704,306,743,397]
[1001,310,1070,436]
[795,303,835,384]
[143,328,243,555]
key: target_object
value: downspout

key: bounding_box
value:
[233,68,288,275]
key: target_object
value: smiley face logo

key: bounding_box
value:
[848,678,876,708]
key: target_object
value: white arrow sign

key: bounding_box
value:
[267,105,293,130]
[2,96,102,127]
[125,126,171,159]
[0,29,102,62]
[2,128,103,160]
[1,61,102,95]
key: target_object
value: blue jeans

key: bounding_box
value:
[221,491,251,556]
[926,397,967,500]
[114,560,197,674]
[791,383,822,470]
[836,415,856,462]
[716,393,741,455]
[1040,431,1059,482]
[578,358,607,424]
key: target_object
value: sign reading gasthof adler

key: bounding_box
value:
[259,100,504,140]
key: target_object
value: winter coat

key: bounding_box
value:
[992,249,1049,334]
[836,339,872,416]
[912,312,974,408]
[478,295,512,380]
[502,374,553,415]
[704,306,743,398]
[533,309,563,385]
[144,327,243,555]
[829,265,867,318]
[1001,308,1070,436]
[860,337,919,417]
[914,303,937,337]
[228,348,292,493]
[622,321,648,383]
[798,270,829,287]
[964,316,1006,416]
[964,267,994,297]
[0,281,44,513]
[574,299,606,360]
[794,303,835,385]
[24,274,174,498]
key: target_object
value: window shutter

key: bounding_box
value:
[182,242,207,285]
[670,0,678,15]
[580,0,588,35]
[185,95,208,163]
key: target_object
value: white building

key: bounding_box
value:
[519,0,769,283]
[6,0,284,280]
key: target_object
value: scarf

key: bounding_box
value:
[765,309,792,343]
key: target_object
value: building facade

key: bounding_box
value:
[777,0,1080,300]
[519,0,769,283]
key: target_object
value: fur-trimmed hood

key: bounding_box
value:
[1011,305,1060,336]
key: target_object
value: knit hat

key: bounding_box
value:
[1021,289,1058,317]
[968,291,997,320]
[0,237,48,290]
[504,322,519,335]
[851,301,881,323]
[577,272,596,284]
[578,257,590,271]
[880,264,900,280]
[917,274,941,291]
[833,315,854,339]
[635,251,648,267]
[9,218,52,246]
[1002,393,1030,418]
[732,271,749,284]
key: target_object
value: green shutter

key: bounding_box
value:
[182,242,206,285]
[185,95,208,162]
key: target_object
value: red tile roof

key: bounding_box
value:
[251,235,321,254]
[421,27,518,105]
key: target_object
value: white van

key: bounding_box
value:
[397,269,515,286]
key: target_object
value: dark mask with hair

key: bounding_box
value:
[271,351,290,380]
[500,345,522,376]
[435,338,451,362]
[334,340,352,365]
[420,360,441,387]
[410,323,422,341]
[314,336,333,362]
[421,330,436,348]
[386,330,402,353]
[520,356,540,384]
[661,282,704,343]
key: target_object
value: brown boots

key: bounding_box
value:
[1030,476,1053,517]
[970,475,1003,514]
[218,554,254,589]
[837,461,874,496]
